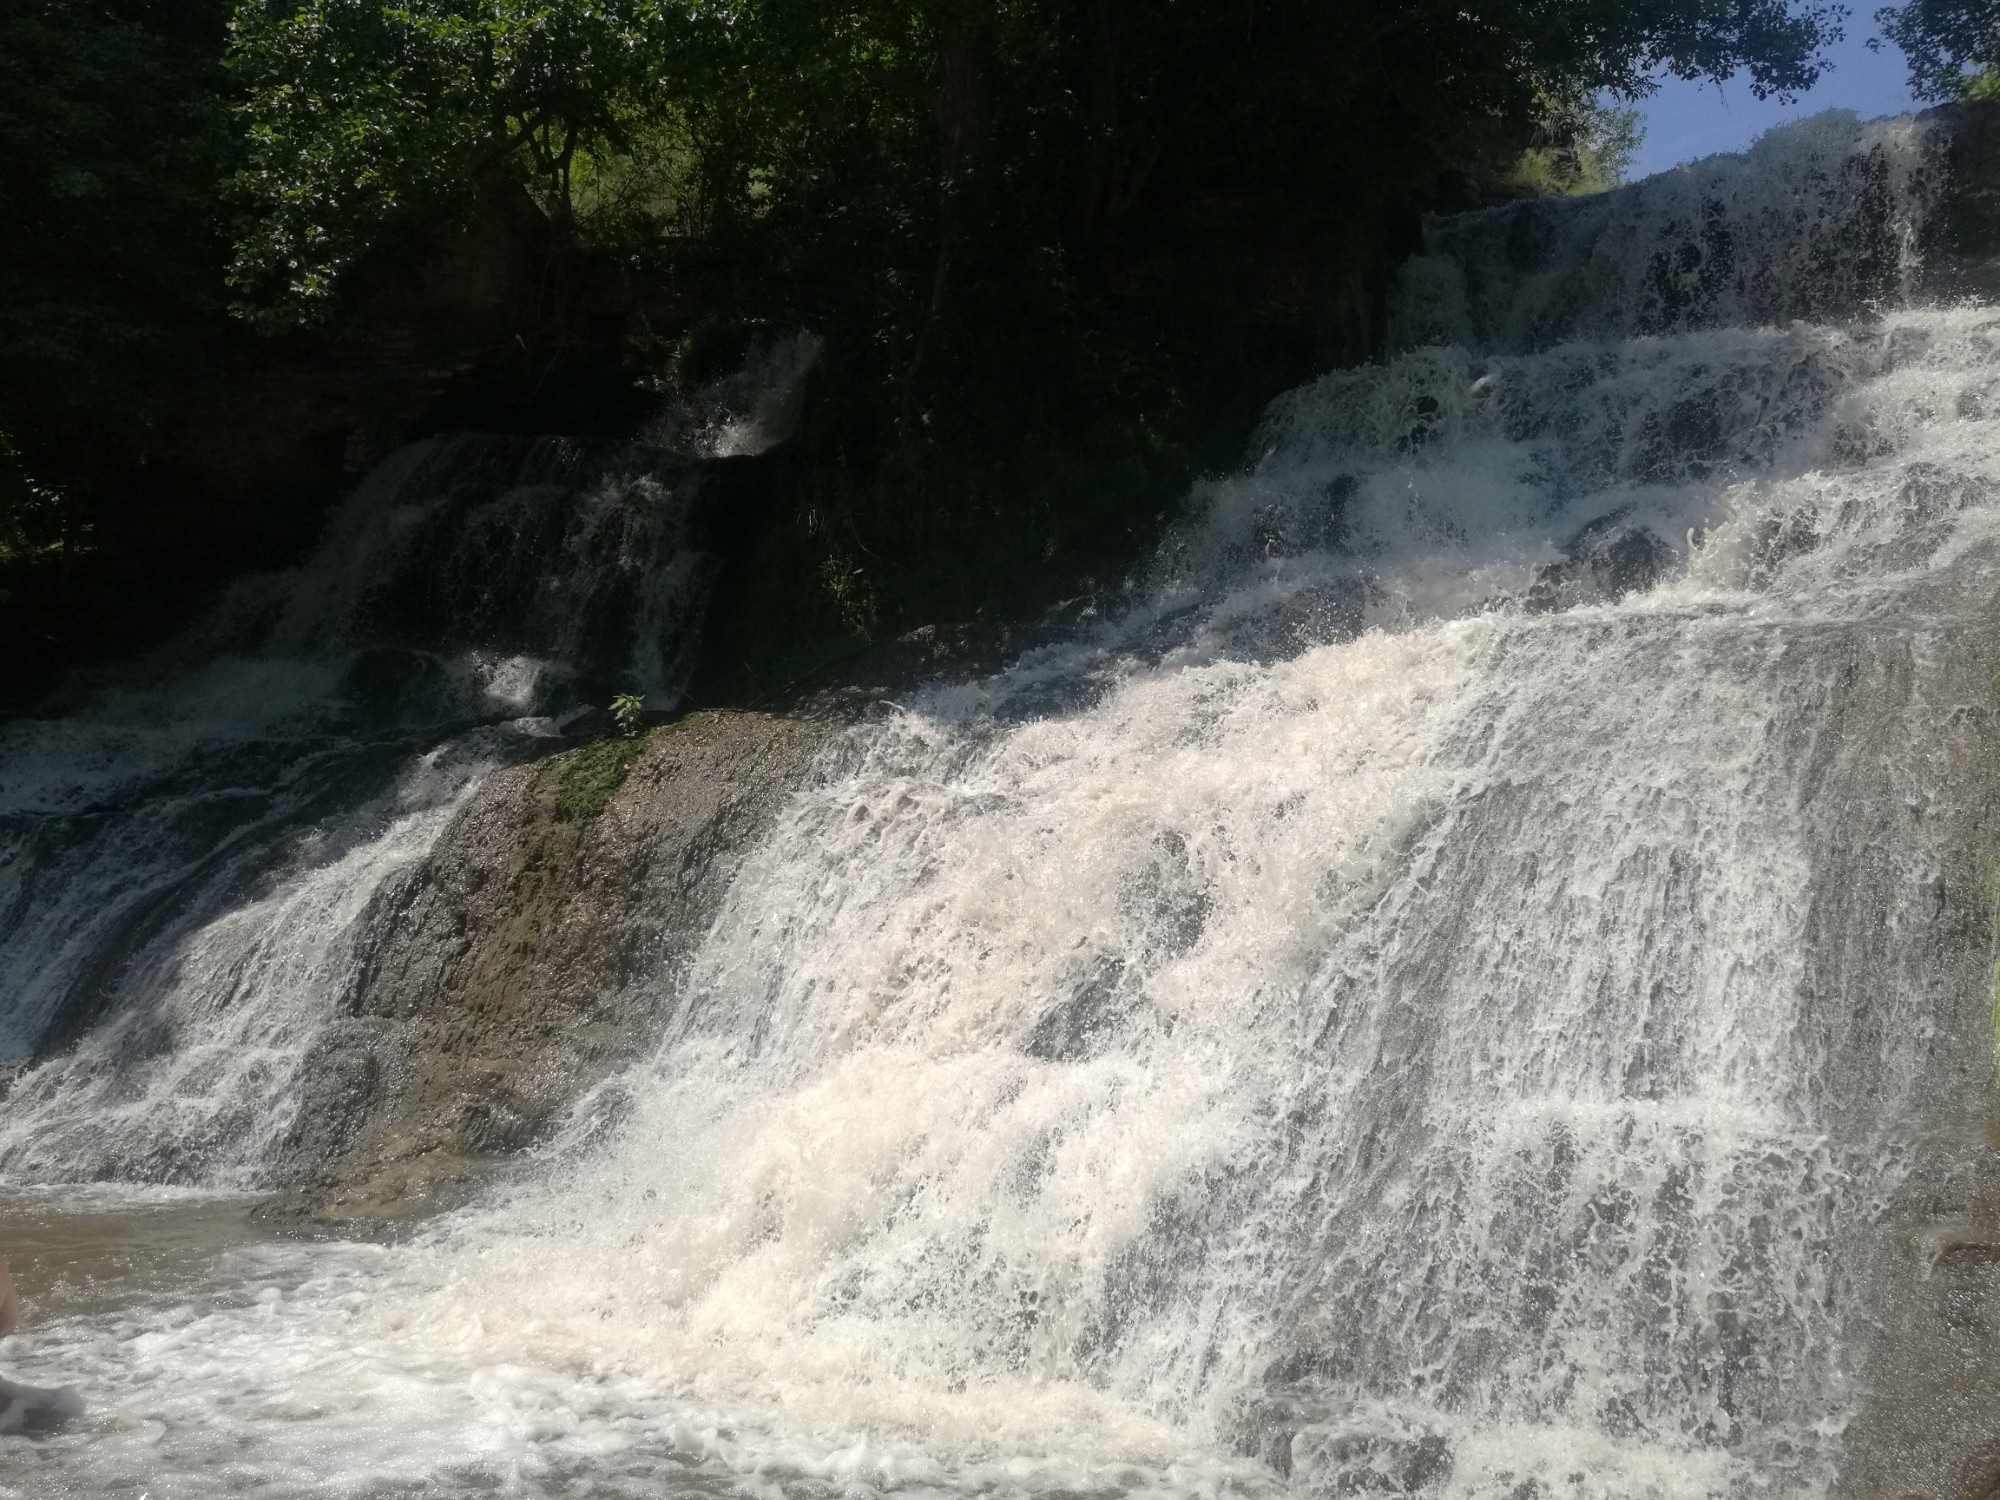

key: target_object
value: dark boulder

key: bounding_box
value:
[1526,507,1672,614]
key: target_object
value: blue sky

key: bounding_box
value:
[1624,19,1924,178]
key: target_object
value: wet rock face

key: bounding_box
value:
[265,710,828,1229]
[1526,508,1673,614]
[1292,1427,1452,1498]
[1231,1392,1454,1496]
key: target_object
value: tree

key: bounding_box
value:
[226,1,1847,324]
[1509,103,1648,196]
[227,0,692,320]
[12,0,1849,685]
[1877,0,2000,98]
[0,0,234,506]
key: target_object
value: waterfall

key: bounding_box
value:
[9,110,2000,1499]
[1390,111,1941,352]
[401,112,1998,1493]
[0,435,716,1184]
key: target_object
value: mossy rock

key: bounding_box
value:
[542,714,708,823]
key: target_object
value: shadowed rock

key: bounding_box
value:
[262,709,828,1230]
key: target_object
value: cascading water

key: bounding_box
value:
[0,435,717,1185]
[1390,110,1939,351]
[8,109,2000,1500]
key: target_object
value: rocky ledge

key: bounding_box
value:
[260,708,830,1232]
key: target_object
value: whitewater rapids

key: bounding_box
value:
[6,111,2000,1499]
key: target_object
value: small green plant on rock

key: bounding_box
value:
[610,692,645,738]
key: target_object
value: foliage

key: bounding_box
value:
[0,430,70,568]
[610,691,647,737]
[641,0,1835,666]
[0,0,235,499]
[227,1,1845,327]
[1508,101,1646,196]
[226,0,697,320]
[1878,0,2000,99]
[3,0,1851,690]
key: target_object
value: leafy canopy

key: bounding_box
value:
[221,0,1848,663]
[228,0,696,317]
[0,0,1851,677]
[0,0,233,486]
[1877,0,2000,99]
[228,0,1847,322]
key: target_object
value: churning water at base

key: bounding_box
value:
[9,111,2000,1498]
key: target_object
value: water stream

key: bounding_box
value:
[0,435,715,1182]
[6,110,2000,1498]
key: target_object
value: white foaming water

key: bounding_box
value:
[647,330,825,459]
[11,112,2000,1498]
[0,435,716,1184]
[1392,112,1941,354]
